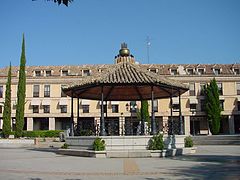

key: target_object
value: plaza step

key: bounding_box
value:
[192,135,240,145]
[106,150,151,158]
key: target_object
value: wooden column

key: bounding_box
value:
[179,90,183,135]
[141,100,145,135]
[100,86,106,136]
[170,93,173,135]
[70,92,74,136]
[151,86,157,135]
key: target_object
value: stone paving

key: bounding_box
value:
[0,145,239,180]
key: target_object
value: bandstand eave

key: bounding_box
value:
[63,82,188,101]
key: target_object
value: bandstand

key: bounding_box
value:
[61,43,189,157]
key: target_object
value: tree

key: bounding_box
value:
[2,64,12,138]
[33,0,73,6]
[141,100,150,124]
[204,78,221,135]
[51,0,73,6]
[137,100,150,124]
[136,100,150,134]
[15,35,27,138]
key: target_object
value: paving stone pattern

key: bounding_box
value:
[0,145,239,180]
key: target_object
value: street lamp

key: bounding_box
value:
[190,109,196,136]
[125,103,129,111]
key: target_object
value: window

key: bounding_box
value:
[170,69,177,75]
[61,85,68,97]
[33,105,39,113]
[149,69,157,73]
[220,100,224,110]
[190,104,197,111]
[43,105,50,113]
[46,70,52,76]
[234,69,240,75]
[153,100,158,112]
[104,105,107,113]
[171,98,179,111]
[99,102,107,113]
[172,104,180,111]
[112,105,119,113]
[130,101,137,113]
[0,86,3,98]
[189,83,195,96]
[200,99,206,111]
[198,69,204,75]
[238,102,240,111]
[237,83,240,95]
[83,69,90,76]
[0,106,2,113]
[82,105,90,113]
[187,69,194,75]
[60,105,67,113]
[62,70,68,76]
[214,68,221,75]
[33,85,40,97]
[199,83,205,96]
[217,83,223,95]
[35,70,41,77]
[44,85,50,97]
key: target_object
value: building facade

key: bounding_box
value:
[0,49,240,136]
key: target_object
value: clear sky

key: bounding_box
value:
[0,0,240,68]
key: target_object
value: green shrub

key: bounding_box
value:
[22,130,63,138]
[93,137,105,151]
[79,129,93,136]
[148,134,164,150]
[61,143,69,149]
[184,136,193,147]
[9,131,15,135]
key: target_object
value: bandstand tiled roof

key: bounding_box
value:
[63,62,188,101]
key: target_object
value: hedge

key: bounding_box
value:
[7,130,63,138]
[22,130,63,138]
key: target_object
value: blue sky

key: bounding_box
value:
[0,0,240,68]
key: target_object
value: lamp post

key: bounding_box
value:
[125,103,129,135]
[130,101,137,135]
[191,109,196,136]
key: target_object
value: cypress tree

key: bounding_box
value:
[136,100,150,134]
[141,100,150,124]
[137,100,150,123]
[205,78,221,135]
[2,63,12,138]
[15,35,26,138]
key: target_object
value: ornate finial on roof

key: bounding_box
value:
[119,42,130,57]
[121,42,128,49]
[115,43,136,64]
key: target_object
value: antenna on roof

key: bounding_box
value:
[146,36,151,64]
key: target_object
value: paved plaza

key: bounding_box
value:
[0,145,239,180]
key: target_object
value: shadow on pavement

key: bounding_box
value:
[27,147,59,153]
[168,155,240,179]
[171,154,240,163]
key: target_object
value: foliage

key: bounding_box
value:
[184,136,193,147]
[141,100,150,123]
[15,35,27,138]
[148,134,164,150]
[22,130,63,138]
[93,137,105,151]
[37,0,73,6]
[2,64,12,138]
[61,143,69,149]
[204,78,221,135]
[137,100,150,123]
[53,0,73,6]
[78,129,94,136]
